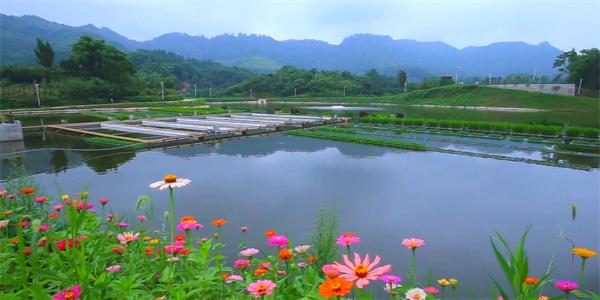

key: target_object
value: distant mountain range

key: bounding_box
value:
[0,14,564,80]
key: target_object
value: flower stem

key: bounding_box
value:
[579,258,586,290]
[410,249,417,286]
[169,187,175,249]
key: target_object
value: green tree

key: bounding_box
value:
[553,48,599,91]
[61,36,134,83]
[34,38,54,68]
[397,70,407,89]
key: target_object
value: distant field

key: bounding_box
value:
[207,85,599,113]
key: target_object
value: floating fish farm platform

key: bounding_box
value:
[46,113,339,146]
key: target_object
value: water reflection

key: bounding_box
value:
[11,134,598,296]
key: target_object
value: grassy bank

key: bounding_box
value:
[359,116,600,139]
[208,85,599,113]
[288,129,427,151]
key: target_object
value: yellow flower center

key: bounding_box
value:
[330,282,342,291]
[64,292,75,300]
[257,284,268,293]
[410,294,421,300]
[353,264,368,277]
[164,175,177,183]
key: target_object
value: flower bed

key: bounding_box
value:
[0,176,597,299]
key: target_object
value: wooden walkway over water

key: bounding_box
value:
[47,113,338,146]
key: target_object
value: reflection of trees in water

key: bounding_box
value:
[82,151,137,173]
[162,135,389,159]
[51,150,68,173]
[546,152,600,168]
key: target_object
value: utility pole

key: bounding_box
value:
[577,78,583,95]
[209,87,212,97]
[160,82,164,100]
[488,74,491,85]
[250,88,253,98]
[343,86,346,96]
[194,84,197,98]
[294,88,297,97]
[404,81,407,93]
[34,83,41,107]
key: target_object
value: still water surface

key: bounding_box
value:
[1,132,598,296]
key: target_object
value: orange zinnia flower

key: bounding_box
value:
[279,248,293,261]
[524,277,540,285]
[19,187,36,195]
[145,247,154,255]
[175,235,186,241]
[212,219,227,227]
[48,213,60,219]
[254,268,268,276]
[572,247,597,259]
[264,230,277,238]
[308,256,318,263]
[319,277,353,298]
[3,211,13,217]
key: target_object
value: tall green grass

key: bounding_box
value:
[360,116,600,138]
[288,130,427,151]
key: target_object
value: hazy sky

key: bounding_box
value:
[2,0,599,50]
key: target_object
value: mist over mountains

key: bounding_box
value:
[1,14,563,80]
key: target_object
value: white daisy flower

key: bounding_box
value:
[149,175,191,190]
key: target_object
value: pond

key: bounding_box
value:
[1,131,598,296]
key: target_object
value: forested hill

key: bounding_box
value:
[1,14,563,79]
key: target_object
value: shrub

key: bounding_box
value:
[581,128,599,139]
[511,124,527,133]
[565,127,583,137]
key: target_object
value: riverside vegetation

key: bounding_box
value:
[0,173,597,299]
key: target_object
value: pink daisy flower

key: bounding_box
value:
[333,252,392,288]
[106,265,121,273]
[53,285,81,300]
[268,235,289,248]
[402,238,425,249]
[247,280,276,298]
[336,233,361,246]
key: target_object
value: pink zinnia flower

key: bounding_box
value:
[240,248,260,257]
[333,253,392,288]
[136,215,146,222]
[106,265,121,273]
[99,198,109,205]
[176,222,203,231]
[336,233,361,246]
[294,245,312,254]
[39,224,50,231]
[240,226,249,232]
[117,232,139,244]
[402,238,425,249]
[53,204,64,211]
[554,280,579,293]
[164,241,186,254]
[380,274,402,283]
[226,274,244,284]
[115,222,129,228]
[268,235,289,248]
[53,285,81,300]
[0,188,5,196]
[35,196,47,203]
[297,262,307,268]
[6,194,16,199]
[247,280,276,298]
[234,258,251,269]
[424,286,439,294]
[322,264,340,278]
[106,214,114,221]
